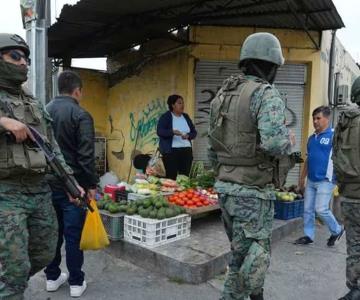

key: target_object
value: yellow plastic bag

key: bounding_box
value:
[80,199,110,250]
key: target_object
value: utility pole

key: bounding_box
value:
[20,0,51,105]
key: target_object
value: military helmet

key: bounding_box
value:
[0,33,30,57]
[240,32,284,66]
[351,76,360,104]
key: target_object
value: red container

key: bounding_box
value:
[103,184,125,201]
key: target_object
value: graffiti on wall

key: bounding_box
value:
[129,97,167,149]
[108,115,126,160]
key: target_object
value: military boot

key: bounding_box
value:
[338,288,360,300]
[250,290,264,300]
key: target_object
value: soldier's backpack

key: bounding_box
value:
[332,108,360,183]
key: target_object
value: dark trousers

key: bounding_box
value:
[44,190,86,286]
[162,147,193,180]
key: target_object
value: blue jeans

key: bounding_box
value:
[44,190,86,285]
[303,179,341,240]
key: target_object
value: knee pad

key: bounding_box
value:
[239,240,270,292]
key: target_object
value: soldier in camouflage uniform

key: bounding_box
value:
[335,76,360,300]
[208,32,295,300]
[0,33,76,299]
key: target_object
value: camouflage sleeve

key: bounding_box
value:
[207,95,219,169]
[250,86,292,156]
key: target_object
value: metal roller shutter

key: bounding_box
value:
[194,60,306,186]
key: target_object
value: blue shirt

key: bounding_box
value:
[307,127,335,182]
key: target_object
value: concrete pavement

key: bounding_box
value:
[25,223,348,300]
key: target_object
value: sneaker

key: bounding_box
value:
[327,227,345,247]
[338,288,360,300]
[70,280,87,297]
[294,236,314,245]
[46,272,68,292]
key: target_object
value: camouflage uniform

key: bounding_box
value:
[340,198,360,291]
[210,75,292,300]
[0,34,72,300]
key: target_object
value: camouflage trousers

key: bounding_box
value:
[219,194,274,300]
[0,186,58,300]
[341,199,360,290]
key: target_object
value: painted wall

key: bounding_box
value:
[77,69,108,136]
[106,49,193,180]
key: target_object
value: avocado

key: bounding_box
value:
[165,208,175,218]
[135,199,144,207]
[155,201,163,209]
[149,210,157,219]
[119,205,128,212]
[108,204,120,214]
[140,209,150,218]
[143,199,152,209]
[126,207,137,215]
[157,208,166,220]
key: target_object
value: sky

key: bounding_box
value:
[0,0,359,69]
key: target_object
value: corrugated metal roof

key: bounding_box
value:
[48,0,344,58]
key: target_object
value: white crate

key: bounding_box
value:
[123,214,191,248]
[127,193,151,202]
[127,192,174,202]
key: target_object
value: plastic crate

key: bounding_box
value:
[127,193,151,202]
[274,199,304,220]
[99,210,125,241]
[124,214,191,248]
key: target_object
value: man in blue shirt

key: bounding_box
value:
[294,106,343,246]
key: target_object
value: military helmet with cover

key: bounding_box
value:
[351,76,360,105]
[0,33,30,57]
[240,32,284,66]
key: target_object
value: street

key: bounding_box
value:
[26,223,347,300]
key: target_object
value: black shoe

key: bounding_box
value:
[327,227,345,247]
[250,291,264,300]
[294,236,314,245]
[338,288,360,300]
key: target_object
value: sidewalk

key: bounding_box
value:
[25,221,347,300]
[209,223,348,300]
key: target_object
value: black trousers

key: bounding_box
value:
[162,147,193,180]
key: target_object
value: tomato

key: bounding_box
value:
[196,202,203,207]
[187,200,194,206]
[178,199,185,206]
[203,200,210,206]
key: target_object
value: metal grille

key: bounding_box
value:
[194,60,306,186]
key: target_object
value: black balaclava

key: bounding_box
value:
[0,56,28,95]
[239,59,278,84]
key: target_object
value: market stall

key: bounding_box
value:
[96,162,219,248]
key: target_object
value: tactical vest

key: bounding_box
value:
[208,75,275,187]
[333,108,360,185]
[0,90,48,179]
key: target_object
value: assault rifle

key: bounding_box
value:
[0,100,93,211]
[28,126,94,212]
